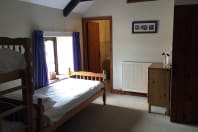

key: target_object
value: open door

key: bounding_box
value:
[82,16,113,91]
[87,22,100,73]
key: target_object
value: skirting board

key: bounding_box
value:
[111,89,147,97]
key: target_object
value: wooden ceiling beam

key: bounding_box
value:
[63,0,93,17]
[63,0,80,17]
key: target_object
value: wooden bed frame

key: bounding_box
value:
[0,37,33,132]
[0,70,31,132]
[36,68,106,132]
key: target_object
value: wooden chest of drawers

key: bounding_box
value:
[148,63,171,114]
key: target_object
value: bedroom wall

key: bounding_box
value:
[0,0,82,38]
[83,0,174,90]
[0,0,83,64]
[0,0,82,89]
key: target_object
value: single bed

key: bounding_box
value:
[36,70,106,132]
[0,37,33,132]
[0,37,106,132]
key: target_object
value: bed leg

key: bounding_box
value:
[37,98,44,132]
[103,88,106,105]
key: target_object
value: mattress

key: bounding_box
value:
[4,78,104,125]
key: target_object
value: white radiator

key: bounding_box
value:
[122,62,152,93]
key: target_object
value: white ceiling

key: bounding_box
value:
[18,0,94,14]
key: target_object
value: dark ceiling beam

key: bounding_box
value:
[63,0,80,17]
[63,0,93,17]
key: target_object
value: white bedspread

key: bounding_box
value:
[4,78,104,125]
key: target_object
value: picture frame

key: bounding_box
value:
[132,20,158,33]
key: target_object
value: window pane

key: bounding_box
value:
[44,40,55,73]
[57,37,74,74]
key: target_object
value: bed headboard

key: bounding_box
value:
[68,68,106,82]
[0,37,34,94]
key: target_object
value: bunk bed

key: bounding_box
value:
[0,37,106,132]
[0,37,33,132]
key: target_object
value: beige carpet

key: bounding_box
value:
[56,104,145,132]
[56,104,198,132]
[93,93,166,114]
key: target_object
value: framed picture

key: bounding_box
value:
[132,20,158,33]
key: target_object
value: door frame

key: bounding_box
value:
[82,16,113,91]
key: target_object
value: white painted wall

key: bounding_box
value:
[0,0,82,38]
[83,0,174,90]
[0,0,83,88]
[0,0,84,70]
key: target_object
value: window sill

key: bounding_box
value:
[49,75,68,84]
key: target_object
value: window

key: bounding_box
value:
[44,38,56,74]
[56,37,74,74]
[44,36,74,80]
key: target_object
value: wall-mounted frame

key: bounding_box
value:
[132,20,158,33]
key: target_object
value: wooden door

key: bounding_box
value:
[171,5,198,124]
[87,22,100,73]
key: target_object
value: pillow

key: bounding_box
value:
[0,48,26,73]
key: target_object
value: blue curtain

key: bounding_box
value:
[72,32,82,71]
[33,30,49,89]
